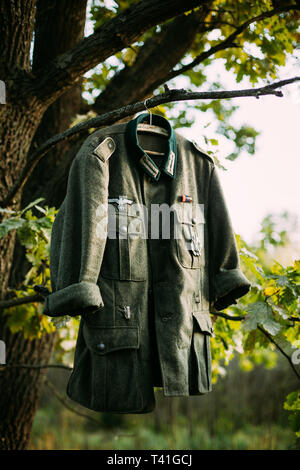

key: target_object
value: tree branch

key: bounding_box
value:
[0,294,44,309]
[257,326,300,381]
[44,378,101,425]
[3,363,73,371]
[26,0,209,105]
[44,378,136,436]
[213,314,300,381]
[92,8,210,115]
[1,76,299,208]
[213,312,246,321]
[162,5,299,84]
[212,311,300,323]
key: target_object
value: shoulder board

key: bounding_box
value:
[93,136,116,162]
[191,140,214,164]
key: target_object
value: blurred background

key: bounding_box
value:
[1,0,299,451]
[30,348,299,450]
[25,2,300,450]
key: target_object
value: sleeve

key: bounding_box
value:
[42,139,111,317]
[207,165,251,311]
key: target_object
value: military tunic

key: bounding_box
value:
[42,113,251,413]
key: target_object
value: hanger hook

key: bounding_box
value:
[144,98,152,126]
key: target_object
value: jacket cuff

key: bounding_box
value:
[213,268,251,311]
[43,282,104,317]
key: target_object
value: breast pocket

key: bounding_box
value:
[174,204,205,269]
[100,208,147,281]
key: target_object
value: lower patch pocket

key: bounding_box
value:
[189,311,213,394]
[82,324,144,412]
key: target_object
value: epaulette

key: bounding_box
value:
[191,140,214,164]
[93,136,116,163]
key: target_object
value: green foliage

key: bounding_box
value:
[243,302,282,335]
[90,0,139,29]
[0,199,57,338]
[0,199,82,356]
[212,248,299,366]
[284,390,300,438]
[210,0,298,83]
[209,210,300,439]
[258,212,290,250]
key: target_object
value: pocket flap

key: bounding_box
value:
[192,312,214,335]
[83,323,140,354]
[174,204,205,225]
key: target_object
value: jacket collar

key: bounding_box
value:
[125,113,177,181]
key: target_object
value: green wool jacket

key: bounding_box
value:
[43,113,251,413]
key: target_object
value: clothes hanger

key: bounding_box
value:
[136,99,168,156]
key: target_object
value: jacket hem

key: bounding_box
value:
[66,387,155,414]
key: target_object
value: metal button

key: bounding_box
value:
[96,342,105,351]
[107,138,114,150]
[123,305,131,320]
[162,316,171,322]
[119,225,127,234]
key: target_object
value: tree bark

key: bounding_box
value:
[22,0,88,207]
[0,321,56,450]
[0,0,37,74]
[22,0,209,105]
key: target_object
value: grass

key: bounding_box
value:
[29,406,297,450]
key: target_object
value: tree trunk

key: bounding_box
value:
[0,0,87,449]
[0,102,52,450]
[0,322,56,449]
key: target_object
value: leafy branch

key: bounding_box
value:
[256,326,300,381]
[160,4,300,84]
[2,363,72,371]
[1,76,299,208]
[44,378,101,426]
